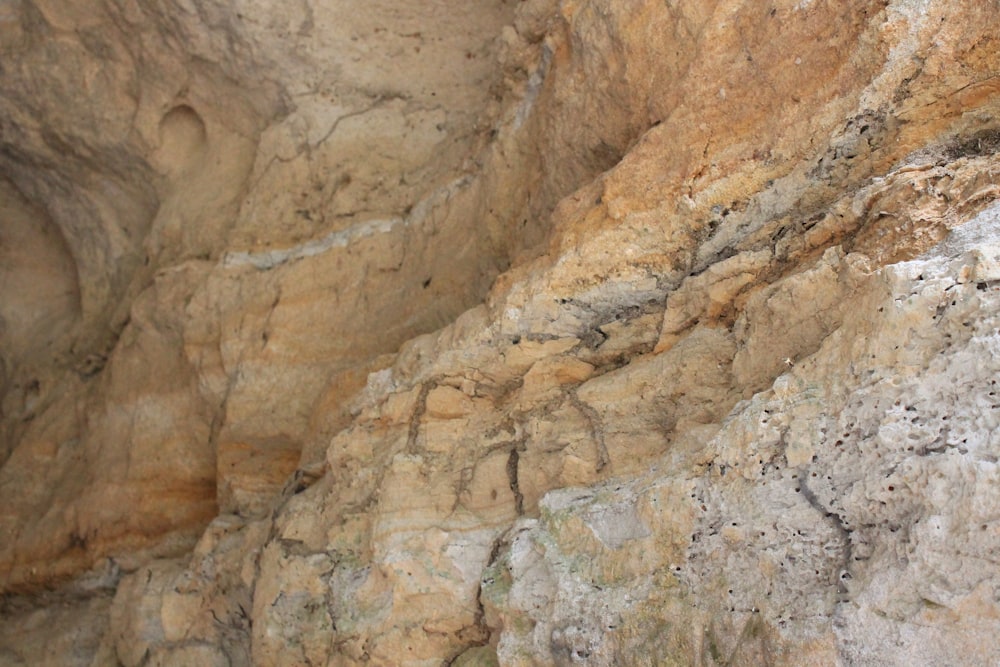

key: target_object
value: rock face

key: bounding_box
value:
[1,0,999,665]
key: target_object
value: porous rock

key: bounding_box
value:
[1,0,999,665]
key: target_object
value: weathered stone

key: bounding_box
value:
[1,0,999,665]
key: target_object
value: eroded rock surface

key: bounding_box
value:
[0,0,527,593]
[2,0,1000,665]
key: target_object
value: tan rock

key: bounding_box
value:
[2,0,1000,665]
[425,385,475,420]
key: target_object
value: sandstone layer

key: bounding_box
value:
[2,0,1000,665]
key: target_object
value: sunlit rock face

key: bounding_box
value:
[1,0,1000,665]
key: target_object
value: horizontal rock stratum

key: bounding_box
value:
[1,0,999,665]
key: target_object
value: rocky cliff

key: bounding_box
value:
[1,0,999,665]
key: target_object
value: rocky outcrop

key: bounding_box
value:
[0,0,527,593]
[2,0,1000,665]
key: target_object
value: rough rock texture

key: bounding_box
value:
[2,0,1000,665]
[0,0,528,592]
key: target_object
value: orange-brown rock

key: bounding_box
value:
[1,0,1000,665]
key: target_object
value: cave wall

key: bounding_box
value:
[0,0,538,591]
[1,0,1000,665]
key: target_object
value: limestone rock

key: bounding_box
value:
[0,0,527,592]
[1,0,999,665]
[484,206,1000,666]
